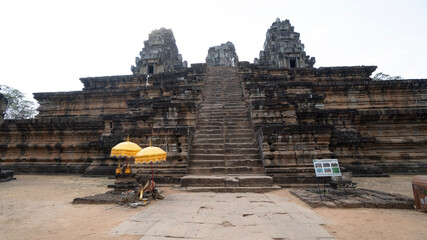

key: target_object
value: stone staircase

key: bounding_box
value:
[181,66,277,192]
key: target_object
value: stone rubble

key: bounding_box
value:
[0,167,15,182]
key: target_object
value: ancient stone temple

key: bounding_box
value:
[205,41,238,67]
[256,18,315,68]
[131,28,186,75]
[0,19,426,187]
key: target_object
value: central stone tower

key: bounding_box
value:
[131,28,186,75]
[205,41,239,67]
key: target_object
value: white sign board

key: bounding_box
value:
[313,159,342,177]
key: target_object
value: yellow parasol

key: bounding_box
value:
[111,136,142,174]
[135,140,167,181]
[111,136,142,157]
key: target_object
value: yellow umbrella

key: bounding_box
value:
[135,140,167,181]
[111,137,142,157]
[111,136,142,174]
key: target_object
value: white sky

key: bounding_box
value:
[1,0,426,101]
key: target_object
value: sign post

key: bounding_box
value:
[313,159,343,201]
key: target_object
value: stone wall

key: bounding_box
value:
[0,117,104,173]
[0,66,206,183]
[239,63,427,183]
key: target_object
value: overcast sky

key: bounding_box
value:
[1,0,426,101]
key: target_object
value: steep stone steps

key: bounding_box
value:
[196,129,254,135]
[194,133,224,139]
[188,167,265,175]
[194,126,223,130]
[189,159,262,168]
[198,112,224,116]
[188,167,226,175]
[196,122,251,126]
[198,116,247,120]
[184,66,271,189]
[221,117,251,121]
[199,110,248,114]
[224,125,252,129]
[195,126,253,131]
[224,133,256,138]
[196,121,224,123]
[224,154,260,160]
[189,160,226,168]
[224,148,259,154]
[177,186,281,193]
[194,138,259,145]
[181,175,275,188]
[190,154,261,161]
[225,142,258,148]
[227,159,263,167]
[195,130,223,134]
[191,143,225,148]
[195,138,224,144]
[224,129,254,134]
[191,145,259,153]
[191,153,225,160]
[191,149,225,154]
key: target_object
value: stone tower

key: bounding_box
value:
[256,18,315,68]
[205,41,239,67]
[131,28,186,75]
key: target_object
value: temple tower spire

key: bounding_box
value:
[131,28,187,75]
[256,18,315,68]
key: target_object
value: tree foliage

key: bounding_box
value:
[373,72,402,81]
[0,85,38,119]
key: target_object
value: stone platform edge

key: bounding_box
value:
[290,188,414,209]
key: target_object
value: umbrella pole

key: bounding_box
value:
[151,162,154,182]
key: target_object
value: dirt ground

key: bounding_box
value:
[273,175,427,240]
[0,175,426,240]
[0,175,141,240]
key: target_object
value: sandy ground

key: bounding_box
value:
[0,175,141,240]
[272,175,427,240]
[353,175,414,197]
[0,175,426,240]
